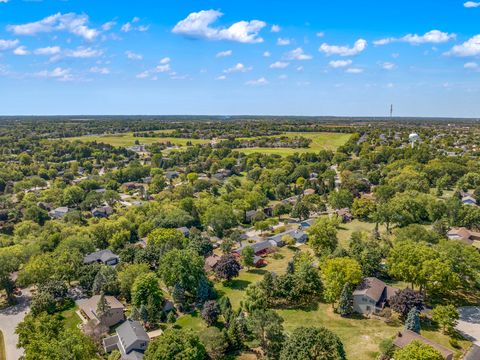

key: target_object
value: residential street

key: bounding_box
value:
[0,290,31,360]
[456,307,480,345]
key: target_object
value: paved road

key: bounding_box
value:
[456,306,480,346]
[0,291,31,360]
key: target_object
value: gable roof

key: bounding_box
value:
[79,295,124,320]
[84,249,119,264]
[116,319,149,352]
[394,330,454,359]
[353,277,398,302]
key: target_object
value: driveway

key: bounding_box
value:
[0,290,31,360]
[456,307,480,345]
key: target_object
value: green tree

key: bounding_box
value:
[432,305,459,333]
[241,246,255,270]
[338,283,353,317]
[144,329,206,360]
[247,309,285,359]
[148,228,186,255]
[328,189,354,209]
[307,217,339,256]
[322,257,362,307]
[202,202,237,237]
[118,263,150,301]
[131,272,163,308]
[243,283,269,313]
[62,185,84,207]
[214,254,241,281]
[92,265,119,295]
[279,326,346,360]
[201,300,220,326]
[394,340,443,360]
[405,307,421,333]
[96,292,111,319]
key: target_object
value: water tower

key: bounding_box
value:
[409,133,420,148]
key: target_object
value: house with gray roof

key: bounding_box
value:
[353,277,398,315]
[103,319,150,360]
[48,206,69,219]
[268,229,308,245]
[84,249,119,266]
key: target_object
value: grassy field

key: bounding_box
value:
[0,330,5,360]
[337,219,386,249]
[60,305,82,331]
[64,131,351,155]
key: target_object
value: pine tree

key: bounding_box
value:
[167,310,176,323]
[405,307,421,333]
[338,282,353,317]
[146,295,159,325]
[172,283,186,310]
[139,304,148,323]
[286,260,295,274]
[96,292,110,319]
[196,277,213,304]
[129,306,141,321]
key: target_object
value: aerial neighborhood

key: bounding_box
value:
[1,117,480,360]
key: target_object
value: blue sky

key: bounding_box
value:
[0,0,480,117]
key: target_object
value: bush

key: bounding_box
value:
[449,338,460,349]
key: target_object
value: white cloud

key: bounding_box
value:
[246,77,268,86]
[0,39,19,51]
[215,75,227,80]
[271,25,281,33]
[296,65,304,71]
[346,67,363,74]
[160,57,171,64]
[36,67,73,81]
[13,46,29,55]
[66,47,102,58]
[172,10,266,44]
[277,37,291,46]
[263,51,271,57]
[329,59,352,68]
[89,66,110,74]
[101,21,116,31]
[270,61,289,69]
[374,30,455,46]
[464,61,478,69]
[284,47,312,60]
[136,71,150,79]
[125,50,143,60]
[8,13,98,40]
[464,1,480,8]
[121,17,149,33]
[223,63,252,73]
[382,62,396,70]
[0,0,9,3]
[278,74,288,79]
[155,64,171,73]
[136,58,172,79]
[34,46,61,55]
[446,35,480,56]
[216,50,232,57]
[316,32,325,38]
[319,39,367,56]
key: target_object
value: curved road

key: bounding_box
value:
[0,291,30,360]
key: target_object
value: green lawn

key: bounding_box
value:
[0,330,5,360]
[64,131,351,155]
[337,220,385,249]
[60,306,82,331]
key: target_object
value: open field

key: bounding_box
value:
[64,131,351,155]
[0,331,5,360]
[60,306,82,331]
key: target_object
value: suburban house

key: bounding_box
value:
[303,188,316,196]
[103,319,150,360]
[92,205,114,218]
[176,226,190,237]
[394,330,454,360]
[165,171,180,180]
[353,277,399,315]
[78,295,125,328]
[269,229,308,245]
[48,206,69,219]
[462,195,477,206]
[84,249,120,266]
[447,227,480,245]
[204,254,221,272]
[237,240,277,256]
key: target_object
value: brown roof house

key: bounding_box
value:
[79,295,125,328]
[447,227,480,245]
[394,330,454,360]
[353,277,399,315]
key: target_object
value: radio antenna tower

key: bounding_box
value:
[390,104,393,119]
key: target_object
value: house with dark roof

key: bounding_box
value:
[237,240,277,256]
[84,249,119,266]
[103,319,150,360]
[447,227,480,245]
[462,195,478,206]
[176,226,190,237]
[92,205,113,218]
[393,330,454,360]
[48,206,69,219]
[78,295,125,328]
[268,229,308,245]
[353,277,399,315]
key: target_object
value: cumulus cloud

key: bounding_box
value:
[215,75,227,80]
[125,50,143,60]
[121,17,149,32]
[374,30,455,46]
[8,13,98,41]
[464,1,480,7]
[34,46,61,55]
[36,67,73,81]
[328,59,352,68]
[271,25,281,33]
[0,39,19,51]
[263,51,271,57]
[270,61,289,69]
[89,66,110,74]
[464,62,478,69]
[446,35,480,56]
[101,21,116,31]
[172,10,266,44]
[13,46,29,55]
[316,32,325,38]
[245,77,268,86]
[284,47,312,60]
[216,50,232,57]
[136,58,173,79]
[319,39,367,56]
[223,63,252,73]
[65,47,102,58]
[382,62,396,70]
[346,68,363,74]
[277,37,291,46]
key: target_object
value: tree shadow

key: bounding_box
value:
[247,269,267,276]
[223,279,251,291]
